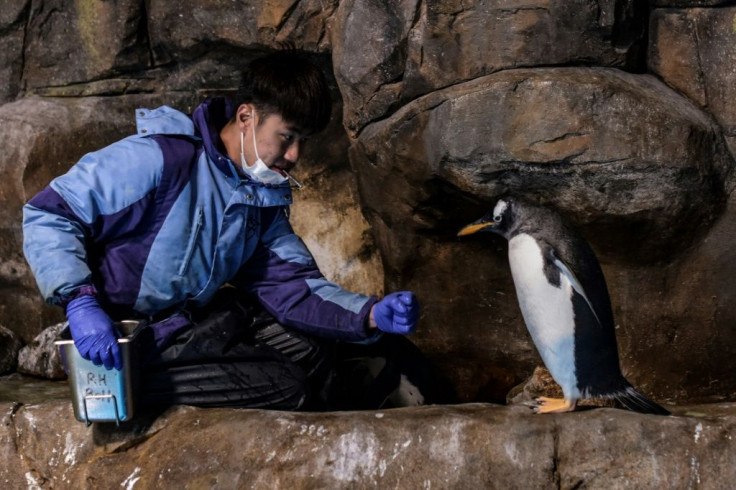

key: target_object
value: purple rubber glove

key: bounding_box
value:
[372,291,420,335]
[66,295,122,370]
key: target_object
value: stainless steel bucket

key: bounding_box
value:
[55,320,144,425]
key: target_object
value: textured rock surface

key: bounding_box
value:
[649,6,736,161]
[0,326,22,374]
[353,67,731,256]
[0,0,27,103]
[0,400,734,488]
[22,0,149,92]
[17,323,65,380]
[147,0,337,61]
[333,0,647,135]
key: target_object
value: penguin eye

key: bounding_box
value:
[493,215,502,223]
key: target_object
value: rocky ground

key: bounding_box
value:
[1,398,734,489]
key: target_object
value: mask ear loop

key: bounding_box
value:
[251,111,263,162]
[239,130,250,168]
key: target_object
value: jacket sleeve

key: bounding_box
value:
[233,206,380,343]
[22,136,163,306]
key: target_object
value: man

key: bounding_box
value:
[22,51,427,410]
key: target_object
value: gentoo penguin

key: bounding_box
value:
[458,197,669,415]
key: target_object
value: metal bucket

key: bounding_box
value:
[55,320,145,425]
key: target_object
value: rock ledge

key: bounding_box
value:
[2,400,734,488]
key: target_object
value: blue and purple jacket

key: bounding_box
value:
[22,98,378,343]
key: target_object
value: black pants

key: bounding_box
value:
[139,289,436,411]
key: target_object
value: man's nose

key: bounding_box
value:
[284,140,300,163]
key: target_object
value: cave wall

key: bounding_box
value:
[2,0,736,404]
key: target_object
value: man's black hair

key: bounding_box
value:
[235,50,332,134]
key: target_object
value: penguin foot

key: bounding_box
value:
[534,397,577,414]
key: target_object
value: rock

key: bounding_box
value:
[649,6,736,161]
[22,0,150,92]
[0,400,735,487]
[0,325,22,374]
[607,187,736,404]
[289,93,384,296]
[0,403,24,488]
[333,0,647,136]
[17,323,66,380]
[0,0,27,103]
[349,67,734,403]
[147,0,337,67]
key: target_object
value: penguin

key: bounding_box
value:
[458,197,669,415]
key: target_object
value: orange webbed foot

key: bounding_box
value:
[534,396,577,414]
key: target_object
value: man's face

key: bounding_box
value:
[247,110,308,177]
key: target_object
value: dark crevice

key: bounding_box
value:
[107,428,163,454]
[139,0,155,70]
[551,428,561,489]
[35,5,60,34]
[691,14,712,114]
[533,132,589,145]
[274,0,302,33]
[7,403,23,462]
[17,1,32,97]
[410,0,424,32]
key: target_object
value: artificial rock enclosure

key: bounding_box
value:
[1,0,736,488]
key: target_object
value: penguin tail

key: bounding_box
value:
[613,385,670,416]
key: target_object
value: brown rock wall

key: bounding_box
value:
[649,6,736,160]
[333,0,646,136]
[0,0,27,104]
[22,0,149,91]
[147,0,336,65]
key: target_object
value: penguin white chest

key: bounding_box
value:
[508,233,578,395]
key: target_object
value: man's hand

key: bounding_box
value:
[66,295,122,370]
[371,291,420,335]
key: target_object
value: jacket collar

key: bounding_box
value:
[192,97,239,179]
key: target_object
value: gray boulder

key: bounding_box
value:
[17,322,66,380]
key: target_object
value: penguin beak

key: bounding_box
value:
[457,220,495,237]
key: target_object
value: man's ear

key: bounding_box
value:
[237,104,253,126]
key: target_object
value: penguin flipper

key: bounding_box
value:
[613,386,670,416]
[546,248,603,328]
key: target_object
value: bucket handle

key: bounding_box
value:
[82,394,121,426]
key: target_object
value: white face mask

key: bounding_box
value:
[239,113,288,185]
